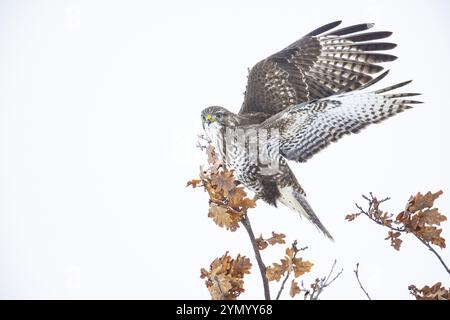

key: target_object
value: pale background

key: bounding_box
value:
[1,0,449,299]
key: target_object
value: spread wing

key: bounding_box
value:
[239,21,398,117]
[261,81,421,163]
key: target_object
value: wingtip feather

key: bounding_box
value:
[376,80,413,93]
[306,20,342,36]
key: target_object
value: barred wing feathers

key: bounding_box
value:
[262,82,421,163]
[239,21,397,117]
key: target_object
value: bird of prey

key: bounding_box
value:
[200,21,420,240]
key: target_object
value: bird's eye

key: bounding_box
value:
[216,113,222,118]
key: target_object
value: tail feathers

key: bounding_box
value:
[278,186,334,241]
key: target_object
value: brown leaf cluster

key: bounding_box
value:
[255,232,286,250]
[200,252,252,300]
[188,144,256,231]
[346,194,392,226]
[344,213,360,222]
[409,282,449,300]
[397,191,447,249]
[266,241,313,285]
[385,231,403,251]
[348,191,447,251]
[369,196,394,227]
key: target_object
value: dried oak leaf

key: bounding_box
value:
[186,179,201,188]
[200,268,209,279]
[231,254,252,278]
[227,187,245,206]
[266,262,285,282]
[279,247,295,273]
[292,258,314,278]
[395,211,407,223]
[209,254,232,275]
[286,247,295,259]
[266,245,313,281]
[208,205,231,228]
[409,282,450,300]
[385,230,403,251]
[239,197,257,211]
[401,191,447,249]
[290,279,301,298]
[200,252,251,300]
[256,232,286,250]
[407,191,443,213]
[345,213,360,222]
[422,208,447,226]
[419,226,446,248]
[208,204,242,232]
[203,183,223,203]
[267,232,286,246]
[379,211,393,227]
[256,234,269,250]
[211,170,236,195]
[209,274,233,300]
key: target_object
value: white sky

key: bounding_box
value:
[1,0,450,299]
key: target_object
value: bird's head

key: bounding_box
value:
[201,106,239,129]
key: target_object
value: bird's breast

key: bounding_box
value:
[204,123,226,160]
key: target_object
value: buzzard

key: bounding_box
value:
[201,21,420,240]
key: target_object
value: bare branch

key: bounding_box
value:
[276,269,291,300]
[353,263,371,300]
[309,260,344,300]
[415,236,450,275]
[240,214,271,300]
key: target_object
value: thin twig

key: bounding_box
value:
[357,203,405,232]
[310,260,344,300]
[354,263,371,300]
[415,236,450,275]
[241,214,271,300]
[214,275,226,300]
[196,134,211,150]
[276,270,291,300]
[324,260,337,284]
